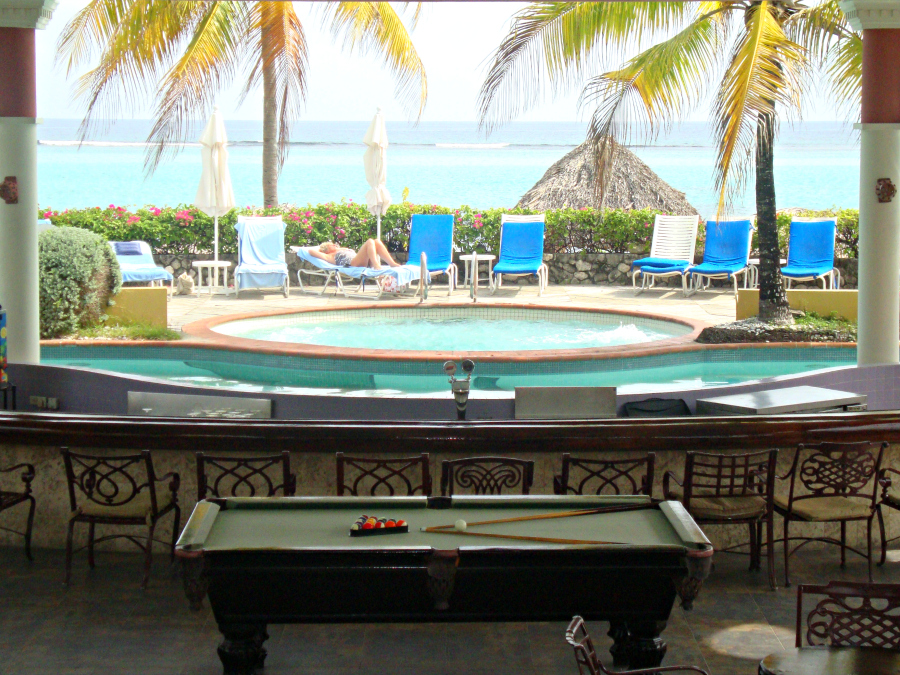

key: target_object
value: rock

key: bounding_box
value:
[573,272,589,281]
[575,260,592,272]
[165,265,175,274]
[617,262,630,273]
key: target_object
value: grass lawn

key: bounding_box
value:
[58,323,181,341]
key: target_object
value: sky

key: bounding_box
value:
[35,1,843,126]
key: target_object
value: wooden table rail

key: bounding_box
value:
[0,411,898,452]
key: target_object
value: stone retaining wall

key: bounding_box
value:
[151,252,860,290]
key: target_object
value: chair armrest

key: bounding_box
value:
[0,463,35,487]
[156,471,181,495]
[879,467,900,499]
[662,471,682,500]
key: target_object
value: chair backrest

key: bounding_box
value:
[336,452,432,496]
[565,616,606,675]
[440,456,535,496]
[648,214,700,262]
[797,581,900,649]
[109,240,157,267]
[409,214,454,272]
[555,453,655,497]
[61,446,158,514]
[786,218,836,269]
[683,449,778,506]
[701,219,753,267]
[196,451,296,500]
[498,214,546,269]
[785,441,886,508]
[235,216,287,266]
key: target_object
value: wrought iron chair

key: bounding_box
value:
[877,467,900,565]
[0,461,36,560]
[197,451,296,500]
[61,447,180,588]
[554,453,655,497]
[795,581,900,649]
[664,449,778,589]
[566,616,709,675]
[775,442,886,586]
[440,456,534,496]
[336,452,432,496]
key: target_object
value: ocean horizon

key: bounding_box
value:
[37,120,861,216]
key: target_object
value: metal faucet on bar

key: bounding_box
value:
[443,359,475,420]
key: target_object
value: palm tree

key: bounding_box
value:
[479,1,859,322]
[57,1,428,207]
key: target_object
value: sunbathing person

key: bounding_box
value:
[306,240,401,270]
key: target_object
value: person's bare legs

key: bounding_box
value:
[349,240,382,269]
[369,239,400,267]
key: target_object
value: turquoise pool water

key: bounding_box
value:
[41,345,857,396]
[212,307,692,351]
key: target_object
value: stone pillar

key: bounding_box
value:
[840,1,900,365]
[0,2,57,363]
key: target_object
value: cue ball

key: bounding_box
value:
[454,519,467,532]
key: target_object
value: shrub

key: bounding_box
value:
[39,227,122,338]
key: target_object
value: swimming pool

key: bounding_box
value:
[41,344,857,396]
[210,307,693,352]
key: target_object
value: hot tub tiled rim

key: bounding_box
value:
[176,302,711,363]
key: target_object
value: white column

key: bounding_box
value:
[0,117,39,363]
[857,124,900,364]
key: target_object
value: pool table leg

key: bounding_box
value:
[217,622,268,675]
[625,620,667,670]
[607,621,631,669]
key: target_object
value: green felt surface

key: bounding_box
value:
[191,496,693,552]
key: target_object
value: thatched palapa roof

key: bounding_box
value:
[517,139,698,215]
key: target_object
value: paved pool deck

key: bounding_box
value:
[166,283,737,333]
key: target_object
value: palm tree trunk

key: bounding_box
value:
[262,30,278,208]
[755,111,791,323]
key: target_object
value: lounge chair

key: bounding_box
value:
[409,214,457,295]
[109,241,173,290]
[292,247,430,300]
[234,216,289,298]
[687,219,754,297]
[491,214,548,296]
[780,217,840,289]
[631,214,700,296]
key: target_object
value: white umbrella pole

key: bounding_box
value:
[214,215,219,262]
[377,213,382,242]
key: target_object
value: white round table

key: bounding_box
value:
[459,253,496,301]
[192,260,233,296]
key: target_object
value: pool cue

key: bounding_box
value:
[423,502,652,532]
[423,529,625,546]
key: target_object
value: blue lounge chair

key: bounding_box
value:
[108,241,173,289]
[409,214,457,295]
[292,247,429,300]
[687,219,754,297]
[631,215,700,296]
[234,216,289,298]
[491,214,548,296]
[780,217,840,289]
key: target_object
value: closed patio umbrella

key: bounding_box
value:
[195,106,235,261]
[363,108,391,241]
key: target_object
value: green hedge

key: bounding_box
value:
[39,202,860,258]
[38,227,122,338]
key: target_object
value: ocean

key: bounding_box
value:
[37,120,861,217]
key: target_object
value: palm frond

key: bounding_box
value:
[477,1,693,130]
[322,2,427,119]
[145,1,248,172]
[784,0,852,63]
[825,33,862,119]
[712,1,807,215]
[241,1,309,174]
[579,12,729,205]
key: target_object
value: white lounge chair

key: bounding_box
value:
[631,214,700,296]
[234,216,289,298]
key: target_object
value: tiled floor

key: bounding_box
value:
[167,283,738,333]
[1,544,897,675]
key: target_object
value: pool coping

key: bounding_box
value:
[176,302,714,363]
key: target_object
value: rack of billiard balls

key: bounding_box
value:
[349,515,409,537]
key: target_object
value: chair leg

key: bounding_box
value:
[142,522,156,590]
[24,495,35,562]
[879,504,889,566]
[87,521,96,569]
[65,519,76,586]
[784,517,791,587]
[748,522,757,571]
[766,514,776,590]
[868,517,874,583]
[840,521,847,567]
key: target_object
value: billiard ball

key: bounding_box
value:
[454,519,467,532]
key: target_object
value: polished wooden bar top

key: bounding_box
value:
[759,646,900,675]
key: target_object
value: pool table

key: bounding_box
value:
[176,495,713,675]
